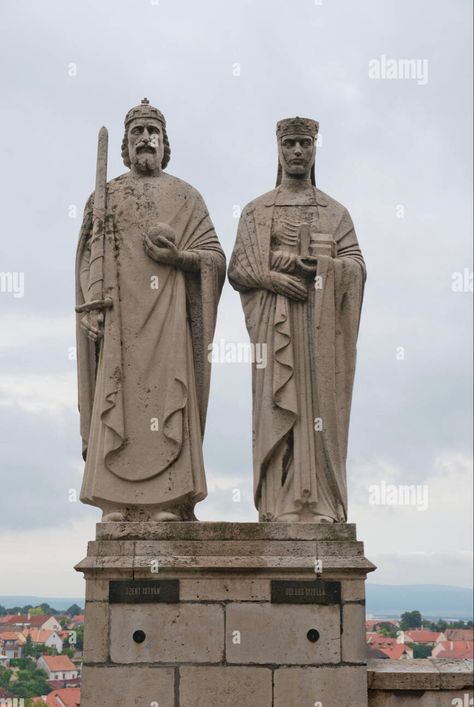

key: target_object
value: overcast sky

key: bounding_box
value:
[0,0,472,597]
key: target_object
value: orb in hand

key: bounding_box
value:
[148,223,176,245]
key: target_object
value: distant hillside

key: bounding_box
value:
[0,596,84,612]
[366,584,473,620]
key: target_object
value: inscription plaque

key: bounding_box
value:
[271,580,341,605]
[109,580,179,604]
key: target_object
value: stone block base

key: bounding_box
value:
[76,521,375,706]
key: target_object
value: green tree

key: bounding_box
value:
[66,604,82,617]
[400,610,422,630]
[75,625,84,651]
[0,666,12,689]
[9,666,51,699]
[24,634,33,657]
[412,643,433,659]
[378,623,398,638]
[9,658,36,670]
[39,603,55,615]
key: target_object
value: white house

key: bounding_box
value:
[37,654,79,682]
[28,614,62,633]
[0,632,25,659]
[25,629,64,653]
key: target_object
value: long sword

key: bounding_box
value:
[76,126,112,314]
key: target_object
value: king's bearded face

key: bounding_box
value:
[128,118,164,174]
[278,134,315,178]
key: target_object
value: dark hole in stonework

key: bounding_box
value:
[307,629,320,643]
[133,630,146,644]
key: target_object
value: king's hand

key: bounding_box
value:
[80,310,104,342]
[144,224,180,267]
[144,224,200,272]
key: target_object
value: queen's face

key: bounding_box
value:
[128,118,164,174]
[279,133,315,178]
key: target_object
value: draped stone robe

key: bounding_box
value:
[76,171,225,515]
[228,186,365,522]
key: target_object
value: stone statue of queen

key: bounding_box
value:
[228,117,365,523]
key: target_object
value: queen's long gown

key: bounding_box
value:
[228,185,365,522]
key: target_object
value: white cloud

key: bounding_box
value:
[0,372,76,417]
[0,517,98,597]
[0,314,74,351]
[198,470,257,523]
[350,452,473,585]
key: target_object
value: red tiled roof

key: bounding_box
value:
[28,615,55,627]
[45,687,81,706]
[0,615,29,625]
[445,629,474,642]
[378,643,412,660]
[404,630,442,643]
[40,654,76,671]
[436,647,473,659]
[0,632,24,642]
[435,641,474,660]
[48,678,81,691]
[367,635,398,648]
[24,629,57,644]
[0,615,20,624]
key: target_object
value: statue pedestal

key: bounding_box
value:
[76,522,375,707]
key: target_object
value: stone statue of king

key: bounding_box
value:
[228,117,366,523]
[75,99,225,522]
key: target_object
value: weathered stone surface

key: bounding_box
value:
[134,539,338,557]
[110,603,224,663]
[368,660,474,705]
[341,579,366,602]
[83,601,109,663]
[275,666,368,707]
[342,603,367,663]
[80,665,175,707]
[368,659,474,691]
[85,578,110,602]
[96,520,358,541]
[436,659,474,690]
[226,603,340,664]
[78,521,374,704]
[179,667,272,706]
[76,521,375,579]
[180,578,270,602]
[368,658,441,690]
